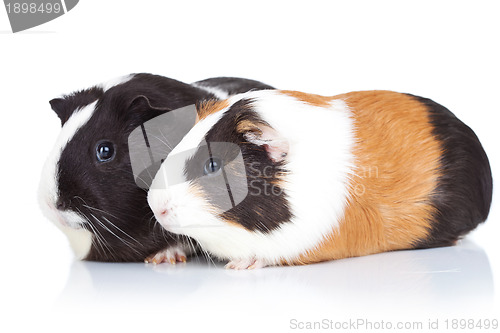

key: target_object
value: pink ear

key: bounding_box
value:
[244,125,289,163]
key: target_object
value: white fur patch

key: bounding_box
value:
[165,105,231,161]
[38,102,97,260]
[149,90,356,265]
[99,74,135,92]
[191,82,230,100]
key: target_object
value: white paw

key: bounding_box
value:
[225,257,268,270]
[145,245,188,265]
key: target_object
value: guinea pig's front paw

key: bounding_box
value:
[225,257,268,270]
[145,246,188,265]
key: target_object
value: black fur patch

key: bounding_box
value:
[185,99,292,233]
[53,74,274,261]
[50,86,104,125]
[406,94,493,248]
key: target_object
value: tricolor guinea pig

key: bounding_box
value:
[38,73,274,262]
[147,89,492,269]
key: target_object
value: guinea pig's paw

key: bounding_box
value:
[225,257,268,270]
[144,246,188,265]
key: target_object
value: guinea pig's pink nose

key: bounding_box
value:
[148,189,173,221]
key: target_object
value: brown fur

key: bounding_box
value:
[196,100,229,123]
[285,91,442,265]
[236,119,260,134]
[280,90,332,108]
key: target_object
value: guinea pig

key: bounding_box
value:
[38,73,274,262]
[147,89,493,269]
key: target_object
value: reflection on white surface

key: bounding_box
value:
[56,239,494,318]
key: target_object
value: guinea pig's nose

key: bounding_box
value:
[56,199,68,211]
[148,189,172,220]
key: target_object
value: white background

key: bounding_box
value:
[1,1,499,332]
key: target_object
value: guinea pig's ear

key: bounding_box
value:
[238,120,289,163]
[49,98,71,126]
[125,95,174,131]
[128,95,172,114]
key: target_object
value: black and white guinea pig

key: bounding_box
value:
[38,73,274,262]
[147,89,493,269]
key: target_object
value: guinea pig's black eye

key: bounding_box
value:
[203,157,222,175]
[96,141,116,162]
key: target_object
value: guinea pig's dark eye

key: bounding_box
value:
[96,141,116,162]
[203,157,222,175]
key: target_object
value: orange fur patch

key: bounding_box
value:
[280,90,332,108]
[189,165,245,230]
[196,100,229,123]
[289,91,442,265]
[236,119,260,134]
[188,183,233,222]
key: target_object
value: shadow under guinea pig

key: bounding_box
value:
[55,239,494,316]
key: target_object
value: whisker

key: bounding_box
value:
[80,223,100,254]
[76,207,110,256]
[87,223,107,255]
[73,195,91,206]
[202,248,217,267]
[74,196,144,247]
[89,213,142,255]
[101,216,142,245]
[183,235,200,264]
[82,204,120,220]
[153,129,174,151]
[134,171,152,190]
[184,236,214,267]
